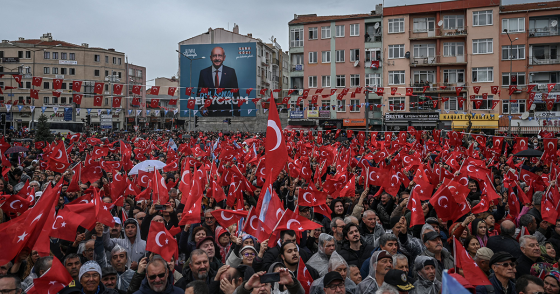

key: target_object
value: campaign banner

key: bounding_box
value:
[179,42,257,117]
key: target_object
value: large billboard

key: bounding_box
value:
[179,42,257,117]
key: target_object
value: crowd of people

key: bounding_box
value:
[0,127,559,294]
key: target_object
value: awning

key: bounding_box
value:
[452,120,499,129]
[497,126,560,134]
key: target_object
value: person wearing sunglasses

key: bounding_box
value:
[133,257,183,294]
[476,252,517,294]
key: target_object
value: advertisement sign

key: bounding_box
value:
[385,113,439,122]
[319,110,331,118]
[439,113,499,121]
[59,60,78,65]
[307,110,319,118]
[290,111,304,119]
[63,108,72,121]
[100,114,112,129]
[179,42,257,117]
[343,119,366,127]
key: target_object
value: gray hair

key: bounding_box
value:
[379,234,398,248]
[533,191,543,205]
[147,255,167,269]
[519,214,535,227]
[204,208,214,214]
[330,217,344,229]
[375,283,399,294]
[344,216,358,225]
[190,249,209,261]
[519,235,538,248]
[392,254,408,266]
[36,256,53,274]
[363,210,376,218]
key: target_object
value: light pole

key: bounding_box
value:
[176,50,205,132]
[504,29,518,136]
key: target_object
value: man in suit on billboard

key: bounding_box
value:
[197,46,240,116]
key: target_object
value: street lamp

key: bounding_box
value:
[504,29,518,136]
[176,50,205,131]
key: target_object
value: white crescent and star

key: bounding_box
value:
[287,219,301,230]
[267,120,282,151]
[155,231,165,247]
[221,211,233,220]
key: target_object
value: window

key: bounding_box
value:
[25,51,31,58]
[44,97,49,104]
[444,15,465,30]
[94,55,100,62]
[473,39,493,54]
[309,27,318,40]
[502,45,525,60]
[308,76,317,88]
[289,100,303,111]
[69,53,75,60]
[83,81,94,94]
[321,26,331,39]
[365,73,381,87]
[118,72,122,79]
[336,50,345,62]
[443,69,465,84]
[471,95,495,110]
[52,97,58,104]
[52,52,58,59]
[413,18,430,32]
[44,52,50,59]
[389,71,406,85]
[389,97,406,111]
[503,100,526,114]
[52,67,58,74]
[444,97,464,111]
[69,96,73,104]
[61,53,67,60]
[473,10,493,26]
[129,68,134,76]
[69,68,75,75]
[118,58,122,65]
[61,97,67,104]
[308,52,318,64]
[105,98,109,106]
[337,100,346,112]
[350,99,360,112]
[502,18,525,33]
[365,49,381,61]
[322,51,331,63]
[443,42,465,57]
[113,57,117,64]
[412,71,436,84]
[472,67,493,82]
[350,49,360,62]
[290,28,304,47]
[350,24,360,36]
[350,74,360,87]
[105,70,109,77]
[336,75,346,87]
[502,72,526,86]
[94,70,100,76]
[104,56,108,63]
[43,82,49,89]
[388,18,405,33]
[388,45,405,59]
[61,68,67,75]
[413,44,435,58]
[43,67,50,74]
[24,82,31,89]
[335,25,345,37]
[322,76,331,87]
[322,100,331,109]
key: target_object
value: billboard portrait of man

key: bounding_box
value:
[197,46,240,116]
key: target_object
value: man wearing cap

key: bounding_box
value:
[357,250,393,294]
[102,218,146,271]
[475,251,517,294]
[323,272,346,294]
[418,231,453,281]
[232,268,304,294]
[383,269,414,294]
[475,248,494,277]
[411,256,440,294]
[197,236,224,271]
[101,267,126,294]
[95,223,135,291]
[79,261,119,294]
[110,217,124,238]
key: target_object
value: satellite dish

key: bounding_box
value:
[521,112,530,120]
[374,22,380,29]
[438,20,444,27]
[552,20,558,27]
[354,60,359,67]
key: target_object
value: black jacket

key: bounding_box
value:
[486,235,522,259]
[338,239,375,268]
[262,244,311,273]
[132,277,183,294]
[175,264,217,290]
[548,231,560,254]
[516,254,541,279]
[475,274,515,294]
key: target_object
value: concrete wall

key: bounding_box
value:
[192,111,288,132]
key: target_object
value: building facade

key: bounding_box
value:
[0,33,128,131]
[145,77,180,129]
[125,63,147,130]
[288,7,384,130]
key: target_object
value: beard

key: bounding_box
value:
[197,271,208,280]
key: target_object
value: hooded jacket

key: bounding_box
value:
[410,256,441,294]
[356,251,384,294]
[132,276,183,294]
[94,239,135,291]
[309,252,357,294]
[359,221,385,248]
[306,234,334,276]
[103,219,146,268]
[418,247,454,282]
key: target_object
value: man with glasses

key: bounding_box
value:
[323,272,345,294]
[329,218,345,250]
[79,261,119,294]
[517,236,543,278]
[133,257,183,294]
[0,276,22,294]
[476,252,517,294]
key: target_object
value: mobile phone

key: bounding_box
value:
[155,205,165,211]
[260,273,280,284]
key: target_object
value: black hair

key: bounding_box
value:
[186,280,209,294]
[280,241,297,256]
[280,230,296,242]
[516,275,544,294]
[343,223,359,239]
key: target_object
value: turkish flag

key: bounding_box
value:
[548,83,556,93]
[407,189,424,227]
[405,88,413,96]
[12,74,22,86]
[211,209,248,229]
[112,96,122,108]
[210,180,226,203]
[29,257,73,294]
[132,85,141,95]
[32,77,43,87]
[265,92,287,181]
[179,178,202,225]
[455,86,463,96]
[315,204,332,220]
[150,99,159,108]
[276,211,322,232]
[113,84,123,95]
[52,91,61,98]
[297,257,314,294]
[391,87,397,95]
[542,196,558,224]
[187,99,195,109]
[260,88,268,95]
[204,99,212,108]
[491,100,499,110]
[94,96,102,106]
[375,87,384,96]
[169,99,177,105]
[49,209,86,241]
[94,82,104,94]
[152,169,169,204]
[2,194,30,214]
[453,238,491,285]
[30,89,39,99]
[507,186,521,218]
[146,222,177,261]
[163,159,178,172]
[544,138,557,154]
[130,97,139,106]
[94,192,115,227]
[184,87,193,96]
[429,187,459,222]
[338,175,356,197]
[72,81,82,92]
[491,86,499,94]
[150,86,160,95]
[298,188,327,207]
[473,86,480,94]
[53,79,63,90]
[73,94,82,104]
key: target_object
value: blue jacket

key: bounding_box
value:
[475,274,515,294]
[133,277,183,294]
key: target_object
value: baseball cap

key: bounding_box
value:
[196,236,216,249]
[489,251,516,267]
[476,247,494,261]
[422,231,441,243]
[384,269,414,291]
[113,217,122,225]
[102,267,117,277]
[425,217,439,226]
[323,271,344,288]
[377,250,392,262]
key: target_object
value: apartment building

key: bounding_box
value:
[383,0,501,132]
[0,33,128,130]
[500,1,560,134]
[288,6,384,130]
[125,63,147,130]
[144,77,180,129]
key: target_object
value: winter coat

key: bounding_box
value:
[475,274,515,294]
[175,264,217,290]
[102,219,146,268]
[417,249,454,282]
[358,221,385,248]
[94,237,135,291]
[132,276,183,294]
[338,238,375,268]
[310,277,356,294]
[486,235,522,259]
[410,272,441,294]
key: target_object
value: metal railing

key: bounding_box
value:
[409,82,467,92]
[528,27,559,37]
[529,54,560,65]
[409,27,468,40]
[410,55,467,66]
[291,64,304,72]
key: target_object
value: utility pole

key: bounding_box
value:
[504,29,518,137]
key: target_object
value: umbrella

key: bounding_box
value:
[5,146,29,154]
[514,149,543,157]
[129,160,166,175]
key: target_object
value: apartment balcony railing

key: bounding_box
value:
[410,55,467,67]
[410,82,467,93]
[529,54,560,65]
[528,27,559,37]
[409,27,468,40]
[291,64,304,72]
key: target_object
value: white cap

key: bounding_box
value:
[113,217,122,225]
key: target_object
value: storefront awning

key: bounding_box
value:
[452,121,498,129]
[497,126,560,134]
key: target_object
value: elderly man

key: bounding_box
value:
[359,211,385,247]
[82,239,96,262]
[475,248,493,277]
[475,252,517,294]
[383,269,414,294]
[132,257,183,294]
[79,261,119,294]
[102,219,146,270]
[348,265,362,286]
[176,250,217,289]
[418,231,453,281]
[486,220,522,259]
[307,234,337,276]
[95,223,135,291]
[410,256,440,294]
[22,256,52,291]
[309,252,357,294]
[330,217,346,250]
[516,235,543,278]
[357,251,393,294]
[0,276,22,294]
[322,272,346,294]
[101,267,121,293]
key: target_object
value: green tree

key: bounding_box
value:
[34,114,54,143]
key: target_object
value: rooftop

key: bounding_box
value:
[289,13,378,25]
[500,0,560,12]
[383,0,499,16]
[10,39,83,48]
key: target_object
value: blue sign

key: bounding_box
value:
[6,113,12,121]
[64,108,72,121]
[290,111,304,119]
[179,42,257,117]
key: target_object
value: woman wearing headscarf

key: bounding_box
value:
[544,270,560,294]
[306,233,336,276]
[309,251,357,294]
[541,241,558,265]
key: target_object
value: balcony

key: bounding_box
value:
[410,55,467,67]
[530,54,560,65]
[291,64,304,72]
[410,82,467,94]
[529,44,560,65]
[409,27,468,40]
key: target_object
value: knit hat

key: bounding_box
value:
[79,261,102,280]
[123,218,137,228]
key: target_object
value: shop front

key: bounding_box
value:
[343,118,367,129]
[384,112,439,131]
[440,113,499,134]
[320,119,343,130]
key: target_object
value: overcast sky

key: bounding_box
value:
[2,0,551,85]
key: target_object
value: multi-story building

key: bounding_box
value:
[288,7,384,130]
[125,63,146,130]
[500,1,560,134]
[0,33,127,130]
[145,77,180,129]
[383,0,501,132]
